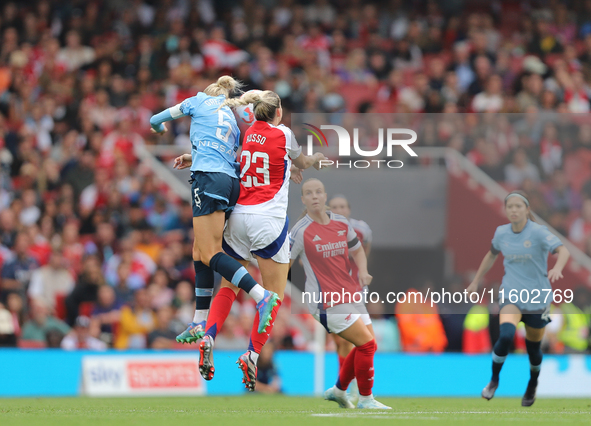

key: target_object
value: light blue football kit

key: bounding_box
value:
[150,93,241,178]
[149,92,279,349]
[490,219,563,313]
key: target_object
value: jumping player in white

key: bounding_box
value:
[196,90,325,389]
[149,76,279,346]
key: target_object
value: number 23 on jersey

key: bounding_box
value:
[240,150,270,187]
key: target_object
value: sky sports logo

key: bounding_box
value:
[303,124,418,169]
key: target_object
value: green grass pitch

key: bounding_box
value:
[1,396,590,426]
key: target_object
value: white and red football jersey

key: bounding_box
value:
[290,212,362,309]
[348,217,372,281]
[235,121,302,218]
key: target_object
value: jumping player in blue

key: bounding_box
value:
[149,76,279,354]
[467,191,570,406]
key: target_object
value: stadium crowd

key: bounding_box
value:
[0,0,590,355]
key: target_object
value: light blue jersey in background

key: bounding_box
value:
[179,93,241,178]
[491,219,563,313]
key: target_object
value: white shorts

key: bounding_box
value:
[311,303,371,334]
[223,214,290,264]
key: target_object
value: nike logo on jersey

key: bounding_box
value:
[337,230,347,236]
[313,235,321,241]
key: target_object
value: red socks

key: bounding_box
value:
[204,287,237,339]
[355,339,376,396]
[336,339,376,396]
[336,348,357,390]
[248,299,282,353]
[204,287,282,356]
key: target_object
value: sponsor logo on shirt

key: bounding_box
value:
[506,253,533,263]
[316,240,347,258]
[313,235,322,241]
[197,140,237,157]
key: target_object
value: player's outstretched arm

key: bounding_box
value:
[467,250,498,293]
[350,245,372,287]
[548,245,570,283]
[149,103,186,134]
[292,152,327,170]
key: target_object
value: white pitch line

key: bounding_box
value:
[310,410,591,419]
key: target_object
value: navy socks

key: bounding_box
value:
[491,322,516,382]
[525,339,542,386]
[194,260,214,310]
[209,252,259,293]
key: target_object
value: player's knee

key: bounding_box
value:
[356,338,376,354]
[195,249,218,266]
[336,344,350,358]
[200,255,213,267]
[497,323,516,346]
[354,332,375,349]
[196,252,214,266]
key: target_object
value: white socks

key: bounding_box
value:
[249,350,259,365]
[193,309,209,324]
[249,284,266,303]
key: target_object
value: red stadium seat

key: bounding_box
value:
[338,83,379,112]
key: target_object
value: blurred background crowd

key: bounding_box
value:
[0,0,590,360]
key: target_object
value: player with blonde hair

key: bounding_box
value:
[149,76,279,345]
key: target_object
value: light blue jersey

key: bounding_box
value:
[491,220,563,313]
[178,93,241,178]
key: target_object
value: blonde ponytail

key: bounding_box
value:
[204,75,243,98]
[218,90,262,110]
[218,90,281,122]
